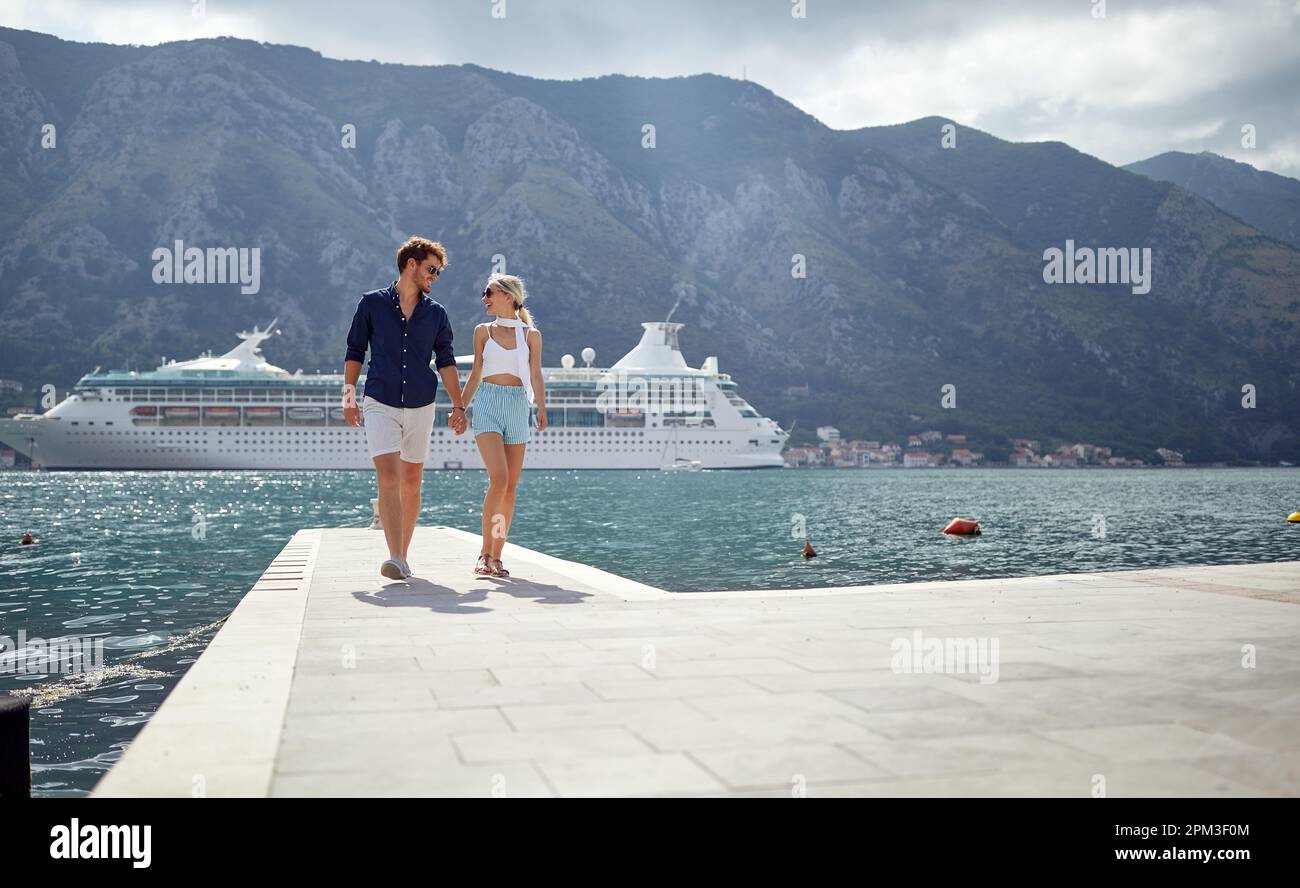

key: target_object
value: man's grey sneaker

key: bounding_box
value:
[397,557,412,578]
[380,558,405,580]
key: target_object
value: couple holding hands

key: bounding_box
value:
[342,237,547,581]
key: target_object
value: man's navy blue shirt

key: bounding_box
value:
[345,282,456,409]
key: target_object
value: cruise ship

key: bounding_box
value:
[0,319,789,470]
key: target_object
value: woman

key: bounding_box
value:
[460,273,547,577]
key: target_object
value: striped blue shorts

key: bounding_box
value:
[471,381,531,445]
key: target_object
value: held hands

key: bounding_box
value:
[450,406,468,435]
[342,384,361,427]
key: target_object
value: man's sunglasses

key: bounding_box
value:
[423,264,442,277]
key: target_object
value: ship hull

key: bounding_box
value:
[0,419,785,470]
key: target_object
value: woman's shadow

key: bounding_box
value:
[354,574,593,615]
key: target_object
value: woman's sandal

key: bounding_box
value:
[474,553,495,576]
[490,556,510,578]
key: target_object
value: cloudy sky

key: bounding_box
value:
[4,0,1299,176]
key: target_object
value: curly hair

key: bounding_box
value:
[396,237,448,274]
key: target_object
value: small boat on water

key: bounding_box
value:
[659,425,704,471]
[660,457,704,472]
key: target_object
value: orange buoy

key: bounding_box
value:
[802,540,817,559]
[942,518,981,535]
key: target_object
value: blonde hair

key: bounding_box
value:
[487,273,537,329]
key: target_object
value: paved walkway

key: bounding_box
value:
[94,527,1300,797]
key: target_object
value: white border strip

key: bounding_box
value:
[93,529,321,797]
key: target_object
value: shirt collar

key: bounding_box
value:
[389,281,433,305]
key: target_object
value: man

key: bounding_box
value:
[344,237,468,579]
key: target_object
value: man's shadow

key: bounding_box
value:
[488,575,594,606]
[353,574,593,614]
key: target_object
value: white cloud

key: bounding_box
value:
[2,0,265,46]
[781,3,1298,173]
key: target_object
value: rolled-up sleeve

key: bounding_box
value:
[344,297,369,363]
[432,305,456,369]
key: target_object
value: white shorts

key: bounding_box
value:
[362,396,435,463]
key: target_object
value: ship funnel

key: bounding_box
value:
[610,322,689,372]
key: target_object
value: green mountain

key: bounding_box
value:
[1125,150,1300,250]
[1,27,1298,462]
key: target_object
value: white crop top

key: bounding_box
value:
[482,324,525,379]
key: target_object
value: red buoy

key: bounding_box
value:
[942,518,981,535]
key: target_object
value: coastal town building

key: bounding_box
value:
[1010,448,1040,467]
[1156,447,1185,466]
[781,446,824,467]
[783,431,1148,469]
